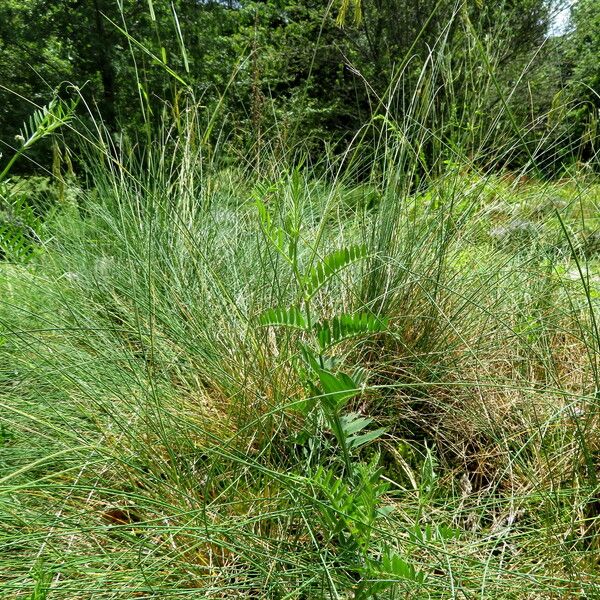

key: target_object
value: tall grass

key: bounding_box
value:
[1,7,600,598]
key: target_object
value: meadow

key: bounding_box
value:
[1,93,600,598]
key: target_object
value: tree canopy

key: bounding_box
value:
[0,0,597,172]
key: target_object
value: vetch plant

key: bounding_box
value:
[256,178,386,474]
[0,97,77,184]
[253,175,428,596]
[0,97,77,262]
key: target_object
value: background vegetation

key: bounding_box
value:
[1,0,600,598]
[0,0,599,170]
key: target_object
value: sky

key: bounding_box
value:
[549,1,577,36]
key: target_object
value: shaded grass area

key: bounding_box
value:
[1,151,600,598]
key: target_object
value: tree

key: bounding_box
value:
[563,0,600,160]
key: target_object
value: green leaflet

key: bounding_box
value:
[314,368,358,410]
[305,244,367,298]
[315,312,387,351]
[340,413,387,450]
[259,306,307,330]
[379,551,426,584]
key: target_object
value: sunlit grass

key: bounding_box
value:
[1,131,599,596]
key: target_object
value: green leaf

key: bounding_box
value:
[304,244,367,298]
[259,306,307,330]
[298,342,321,372]
[340,412,373,436]
[340,412,386,449]
[410,523,460,543]
[20,99,77,149]
[377,504,395,518]
[315,368,358,410]
[349,428,387,449]
[315,312,387,351]
[1,98,78,183]
[380,551,426,584]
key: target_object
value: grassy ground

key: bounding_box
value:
[1,137,600,598]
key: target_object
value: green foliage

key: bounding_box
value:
[0,98,75,263]
[367,550,426,593]
[312,457,389,552]
[340,412,386,451]
[315,312,386,351]
[2,0,588,172]
[306,244,368,299]
[1,3,600,599]
[559,0,600,161]
[257,204,386,468]
[260,305,307,329]
[0,195,43,263]
[256,188,399,593]
[0,97,76,183]
[1,133,600,597]
[311,457,398,596]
